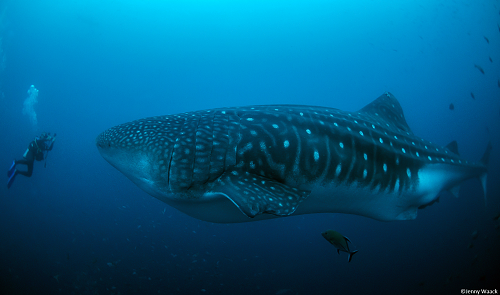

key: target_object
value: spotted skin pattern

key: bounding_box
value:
[96,92,489,223]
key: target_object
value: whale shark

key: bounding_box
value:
[96,92,491,223]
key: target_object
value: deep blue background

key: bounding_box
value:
[1,0,499,294]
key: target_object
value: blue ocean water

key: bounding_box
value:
[0,0,499,294]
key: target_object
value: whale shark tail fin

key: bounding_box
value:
[480,141,492,167]
[479,141,492,206]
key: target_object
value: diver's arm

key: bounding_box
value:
[47,135,56,151]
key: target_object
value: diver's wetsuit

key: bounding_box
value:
[15,137,55,177]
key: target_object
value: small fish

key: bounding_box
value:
[484,36,489,44]
[474,64,485,74]
[53,275,60,283]
[449,103,455,110]
[321,230,358,262]
[489,56,493,63]
[470,92,475,100]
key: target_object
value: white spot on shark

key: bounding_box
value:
[314,150,319,161]
[335,164,341,176]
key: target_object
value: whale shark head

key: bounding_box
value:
[96,122,161,198]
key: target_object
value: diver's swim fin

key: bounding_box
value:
[7,170,16,189]
[8,160,16,178]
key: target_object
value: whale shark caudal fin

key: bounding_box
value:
[480,141,492,206]
[444,141,491,202]
[445,141,461,198]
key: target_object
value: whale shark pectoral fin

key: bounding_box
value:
[210,171,310,218]
[447,185,461,198]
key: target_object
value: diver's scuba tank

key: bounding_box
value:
[23,148,29,159]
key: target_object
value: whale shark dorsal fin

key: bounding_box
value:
[358,92,413,135]
[445,141,460,156]
[211,171,310,218]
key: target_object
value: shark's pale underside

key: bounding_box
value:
[96,92,491,223]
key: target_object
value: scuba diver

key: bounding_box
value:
[7,132,56,189]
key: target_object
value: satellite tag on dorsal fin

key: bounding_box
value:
[358,92,413,135]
